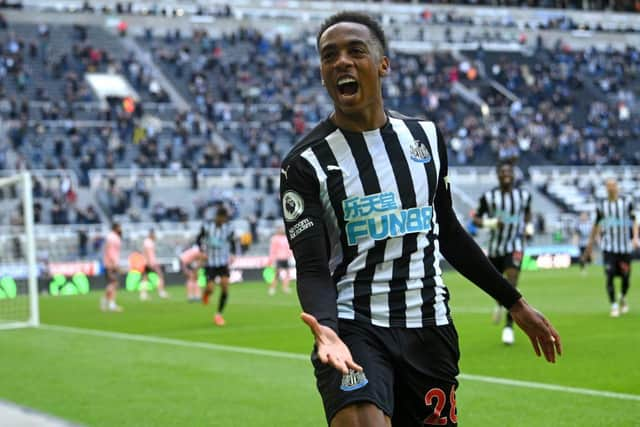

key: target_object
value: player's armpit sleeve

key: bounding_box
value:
[229,234,239,256]
[434,130,522,308]
[280,156,337,331]
[196,226,205,247]
[595,206,603,223]
[476,195,488,218]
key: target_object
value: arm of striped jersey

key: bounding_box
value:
[473,194,498,229]
[196,226,206,248]
[524,191,533,224]
[585,204,603,257]
[524,191,534,237]
[630,199,639,248]
[228,228,240,256]
[280,157,338,332]
[472,194,488,227]
[434,129,521,308]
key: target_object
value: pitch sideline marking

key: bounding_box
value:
[39,324,640,402]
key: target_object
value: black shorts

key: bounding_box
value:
[205,265,230,280]
[603,252,631,276]
[275,260,289,269]
[489,251,523,273]
[312,319,460,426]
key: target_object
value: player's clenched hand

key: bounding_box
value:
[509,298,562,363]
[301,312,362,375]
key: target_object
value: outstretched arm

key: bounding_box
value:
[473,194,499,230]
[584,208,601,260]
[281,156,361,374]
[630,200,639,250]
[584,223,599,261]
[434,131,562,362]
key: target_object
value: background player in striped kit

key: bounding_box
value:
[584,178,639,317]
[573,212,593,273]
[280,11,561,427]
[200,207,237,326]
[473,162,532,345]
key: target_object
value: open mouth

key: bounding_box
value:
[337,77,359,96]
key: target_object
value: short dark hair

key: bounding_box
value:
[316,11,387,55]
[496,160,514,173]
[216,207,228,218]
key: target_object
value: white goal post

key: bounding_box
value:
[0,172,39,329]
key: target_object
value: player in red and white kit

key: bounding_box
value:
[268,226,293,296]
[102,223,123,312]
[140,229,169,300]
[180,244,207,302]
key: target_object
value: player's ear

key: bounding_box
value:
[379,56,390,78]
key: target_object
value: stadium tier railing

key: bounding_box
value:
[529,166,640,215]
[89,168,280,190]
[0,218,263,261]
[19,0,639,29]
[8,1,640,51]
[529,166,640,185]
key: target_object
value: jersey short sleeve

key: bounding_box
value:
[280,156,325,248]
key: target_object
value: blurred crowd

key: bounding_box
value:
[0,18,639,225]
[470,43,640,166]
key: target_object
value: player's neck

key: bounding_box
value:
[330,104,387,133]
[500,184,513,193]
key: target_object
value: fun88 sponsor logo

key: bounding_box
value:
[342,192,432,246]
[496,210,521,225]
[600,217,631,228]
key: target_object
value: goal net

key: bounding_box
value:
[0,172,39,329]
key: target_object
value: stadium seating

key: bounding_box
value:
[1,1,639,261]
[531,166,640,214]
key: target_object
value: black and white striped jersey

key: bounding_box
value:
[280,112,451,328]
[596,197,636,254]
[476,187,531,257]
[574,219,592,248]
[203,222,235,267]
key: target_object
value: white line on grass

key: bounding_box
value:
[40,324,640,402]
[41,324,308,361]
[458,374,640,401]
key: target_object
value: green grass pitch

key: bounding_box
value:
[1,264,639,426]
